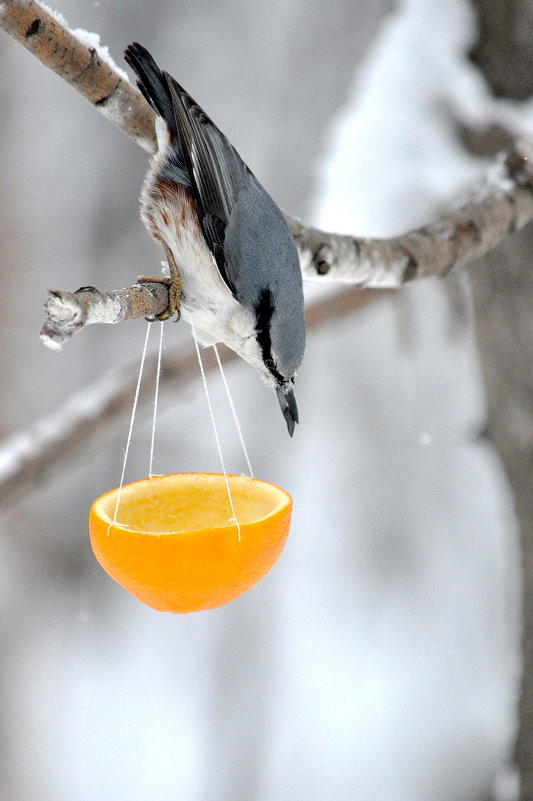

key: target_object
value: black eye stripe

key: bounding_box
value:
[254,289,284,384]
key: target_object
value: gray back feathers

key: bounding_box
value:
[165,75,305,379]
[126,42,305,380]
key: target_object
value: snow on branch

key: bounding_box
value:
[0,0,156,152]
[3,0,533,343]
[0,345,199,510]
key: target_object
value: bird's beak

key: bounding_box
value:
[276,386,299,437]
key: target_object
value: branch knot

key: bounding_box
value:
[506,142,533,189]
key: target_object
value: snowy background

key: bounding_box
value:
[0,0,522,799]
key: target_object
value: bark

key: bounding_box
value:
[468,230,533,801]
[467,2,533,799]
[291,151,533,285]
[469,0,533,100]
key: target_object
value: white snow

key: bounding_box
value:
[39,2,130,83]
[70,28,130,83]
[37,1,69,27]
[313,0,533,239]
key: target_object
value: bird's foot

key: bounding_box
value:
[136,274,182,321]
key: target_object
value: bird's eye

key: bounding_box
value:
[263,355,284,384]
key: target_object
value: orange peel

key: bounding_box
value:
[89,473,292,613]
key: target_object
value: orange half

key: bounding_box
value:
[89,473,292,613]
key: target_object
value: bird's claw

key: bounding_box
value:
[136,274,182,321]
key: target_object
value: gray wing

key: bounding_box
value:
[164,73,251,296]
[164,72,305,380]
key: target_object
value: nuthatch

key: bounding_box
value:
[124,43,305,436]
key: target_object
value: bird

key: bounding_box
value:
[124,43,305,436]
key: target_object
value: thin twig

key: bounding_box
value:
[39,145,533,345]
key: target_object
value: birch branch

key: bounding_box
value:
[290,148,533,285]
[38,145,533,347]
[0,0,156,152]
[3,0,533,342]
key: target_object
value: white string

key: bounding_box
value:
[212,344,254,479]
[109,322,152,531]
[148,322,164,478]
[191,325,241,541]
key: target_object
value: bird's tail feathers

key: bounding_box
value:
[124,42,176,136]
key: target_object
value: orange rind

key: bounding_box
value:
[89,473,292,613]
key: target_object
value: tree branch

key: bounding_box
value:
[290,148,533,284]
[3,0,533,343]
[0,0,157,152]
[40,282,170,351]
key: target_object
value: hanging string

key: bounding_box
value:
[212,344,254,479]
[148,322,164,478]
[191,325,241,541]
[109,322,152,532]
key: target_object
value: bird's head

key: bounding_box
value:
[253,286,305,436]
